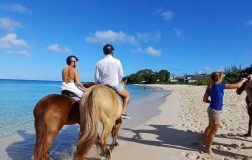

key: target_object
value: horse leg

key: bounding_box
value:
[245,108,252,137]
[100,121,113,159]
[95,134,102,154]
[110,118,122,151]
[45,118,64,156]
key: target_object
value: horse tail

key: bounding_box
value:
[33,102,48,160]
[77,86,99,159]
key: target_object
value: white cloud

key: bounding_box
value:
[146,46,161,56]
[0,33,28,48]
[198,66,226,74]
[0,3,32,14]
[133,46,161,56]
[153,8,164,15]
[85,30,137,44]
[5,50,30,56]
[246,20,252,26]
[132,47,144,53]
[154,8,174,21]
[0,17,22,32]
[47,44,72,53]
[174,28,184,38]
[136,32,161,42]
[161,10,174,20]
[86,30,161,45]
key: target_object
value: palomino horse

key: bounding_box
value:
[33,83,94,160]
[236,78,252,137]
[76,84,123,160]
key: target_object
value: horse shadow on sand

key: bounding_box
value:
[6,125,80,160]
[120,124,248,159]
[215,133,252,150]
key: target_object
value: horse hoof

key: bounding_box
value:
[106,155,111,160]
[109,145,114,152]
[244,133,251,137]
[102,155,111,160]
[114,141,119,146]
[101,157,111,160]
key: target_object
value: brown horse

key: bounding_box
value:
[236,78,252,137]
[76,85,123,160]
[33,94,80,159]
[33,82,94,160]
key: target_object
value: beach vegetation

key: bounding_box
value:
[125,65,252,85]
[126,69,170,84]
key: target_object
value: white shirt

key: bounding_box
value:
[95,55,123,86]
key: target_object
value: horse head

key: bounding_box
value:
[120,78,127,87]
[236,73,251,95]
[236,80,249,95]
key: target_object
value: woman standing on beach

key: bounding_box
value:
[202,72,250,155]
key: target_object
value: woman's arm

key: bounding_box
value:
[203,88,211,103]
[225,78,247,89]
[74,70,86,91]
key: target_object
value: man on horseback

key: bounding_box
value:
[61,55,86,98]
[95,44,131,119]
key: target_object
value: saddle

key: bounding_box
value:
[61,90,79,97]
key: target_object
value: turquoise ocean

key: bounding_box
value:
[0,79,168,138]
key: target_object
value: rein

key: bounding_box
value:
[248,103,252,109]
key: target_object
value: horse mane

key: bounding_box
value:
[77,85,99,159]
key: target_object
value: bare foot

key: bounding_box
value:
[207,149,213,156]
[203,147,214,156]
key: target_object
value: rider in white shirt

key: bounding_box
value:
[95,44,131,119]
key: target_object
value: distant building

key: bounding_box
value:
[169,73,208,83]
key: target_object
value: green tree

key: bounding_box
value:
[126,68,171,84]
[127,73,144,84]
[158,69,170,83]
[136,69,155,84]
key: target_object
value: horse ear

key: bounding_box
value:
[121,78,127,86]
[236,89,242,95]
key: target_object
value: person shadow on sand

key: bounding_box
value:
[121,124,202,151]
[119,124,248,159]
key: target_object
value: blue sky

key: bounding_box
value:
[0,0,252,81]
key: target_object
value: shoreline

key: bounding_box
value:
[1,84,251,160]
[0,85,170,160]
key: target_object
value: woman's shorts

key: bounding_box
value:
[207,107,221,124]
[61,82,83,98]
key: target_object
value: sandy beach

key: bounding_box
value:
[112,84,252,160]
[1,84,252,160]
